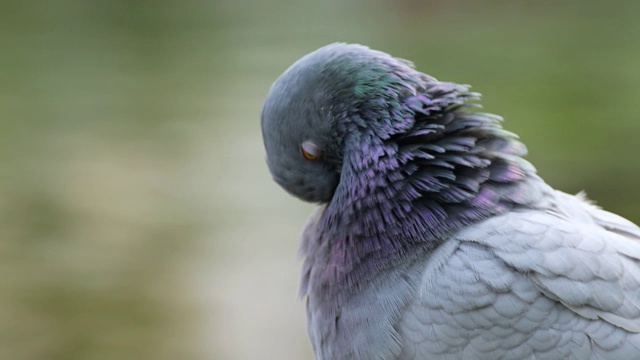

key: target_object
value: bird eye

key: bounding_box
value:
[301,140,321,161]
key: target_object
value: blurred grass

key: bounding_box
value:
[0,0,638,359]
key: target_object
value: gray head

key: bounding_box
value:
[261,43,422,203]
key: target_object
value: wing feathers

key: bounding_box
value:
[457,191,640,333]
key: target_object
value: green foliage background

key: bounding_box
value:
[1,0,638,359]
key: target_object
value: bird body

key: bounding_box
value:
[261,43,640,359]
[301,191,640,359]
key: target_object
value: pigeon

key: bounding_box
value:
[261,43,640,359]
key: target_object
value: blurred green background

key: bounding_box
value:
[1,0,638,359]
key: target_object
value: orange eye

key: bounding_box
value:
[301,141,321,161]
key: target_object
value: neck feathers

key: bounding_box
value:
[301,80,551,301]
[315,80,548,281]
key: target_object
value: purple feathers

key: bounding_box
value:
[263,43,545,295]
[316,78,540,285]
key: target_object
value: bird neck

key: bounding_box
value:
[311,138,547,295]
[311,85,552,289]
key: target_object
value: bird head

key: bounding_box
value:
[261,43,426,203]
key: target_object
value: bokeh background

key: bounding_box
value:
[1,0,639,359]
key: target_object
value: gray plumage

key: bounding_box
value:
[261,43,640,359]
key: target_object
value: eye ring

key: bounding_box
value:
[301,140,321,161]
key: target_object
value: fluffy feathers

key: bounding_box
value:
[261,43,640,359]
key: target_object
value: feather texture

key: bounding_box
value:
[398,192,640,359]
[261,43,640,359]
